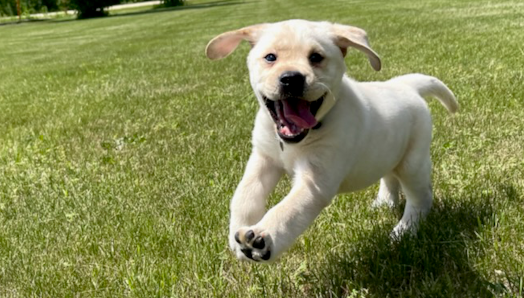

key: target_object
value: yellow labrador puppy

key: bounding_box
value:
[206,20,458,263]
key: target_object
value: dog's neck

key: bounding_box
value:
[314,75,349,123]
[314,92,337,122]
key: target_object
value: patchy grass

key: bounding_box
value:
[0,0,523,297]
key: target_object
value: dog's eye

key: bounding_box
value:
[309,53,324,64]
[264,53,277,62]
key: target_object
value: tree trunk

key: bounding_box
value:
[16,0,21,22]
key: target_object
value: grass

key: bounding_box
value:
[0,0,523,297]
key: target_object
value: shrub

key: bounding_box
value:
[69,0,121,18]
[5,2,14,16]
[163,0,183,7]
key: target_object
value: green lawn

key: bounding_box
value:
[0,0,523,297]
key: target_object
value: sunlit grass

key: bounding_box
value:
[0,0,523,296]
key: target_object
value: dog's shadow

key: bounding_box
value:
[305,185,519,297]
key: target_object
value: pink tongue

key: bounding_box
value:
[282,99,318,129]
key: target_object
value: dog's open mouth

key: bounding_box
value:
[263,95,325,143]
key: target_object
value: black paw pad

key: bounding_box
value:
[245,230,255,243]
[240,248,253,260]
[234,232,241,244]
[252,236,265,249]
[261,250,271,260]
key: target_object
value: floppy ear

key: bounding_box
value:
[332,24,381,71]
[206,24,267,60]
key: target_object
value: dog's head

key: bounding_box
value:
[206,20,380,143]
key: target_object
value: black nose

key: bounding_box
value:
[279,71,305,96]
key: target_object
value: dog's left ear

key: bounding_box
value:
[332,24,381,71]
[206,24,267,60]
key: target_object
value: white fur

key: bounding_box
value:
[206,20,458,263]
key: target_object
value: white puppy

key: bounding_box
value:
[206,20,458,263]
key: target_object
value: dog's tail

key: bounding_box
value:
[390,73,458,113]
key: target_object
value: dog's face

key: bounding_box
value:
[206,20,381,143]
[246,21,347,142]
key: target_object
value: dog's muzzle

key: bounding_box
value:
[263,94,325,143]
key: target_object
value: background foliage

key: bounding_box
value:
[0,0,167,17]
[69,0,121,18]
[0,0,59,15]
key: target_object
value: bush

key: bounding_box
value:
[69,0,121,18]
[0,0,59,16]
[42,0,58,11]
[57,0,70,12]
[163,0,183,7]
[0,0,15,16]
[5,2,14,15]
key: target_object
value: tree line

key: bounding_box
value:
[0,0,183,19]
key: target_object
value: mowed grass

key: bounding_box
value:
[0,0,523,297]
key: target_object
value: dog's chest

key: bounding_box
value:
[252,115,311,174]
[275,142,305,174]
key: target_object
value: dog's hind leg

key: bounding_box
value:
[372,174,400,209]
[392,146,433,238]
[391,109,434,237]
[393,173,432,238]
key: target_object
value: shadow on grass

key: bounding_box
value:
[310,185,519,297]
[0,18,48,26]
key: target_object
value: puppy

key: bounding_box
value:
[206,20,458,263]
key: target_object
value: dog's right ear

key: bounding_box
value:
[206,24,267,60]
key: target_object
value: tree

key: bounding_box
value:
[57,0,70,13]
[15,0,20,21]
[69,0,120,18]
[163,0,183,7]
[0,0,59,16]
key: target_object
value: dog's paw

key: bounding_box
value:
[372,194,397,209]
[231,227,273,262]
[390,221,418,240]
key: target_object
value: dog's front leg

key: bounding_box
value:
[229,149,283,259]
[233,164,337,263]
